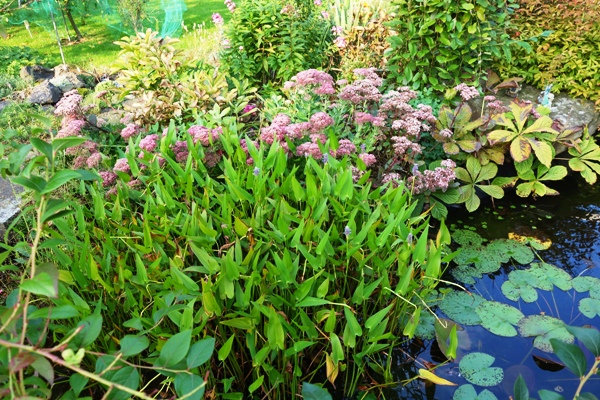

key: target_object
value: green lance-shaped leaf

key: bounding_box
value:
[458,352,504,387]
[550,338,586,377]
[120,335,150,357]
[567,326,600,357]
[513,374,529,400]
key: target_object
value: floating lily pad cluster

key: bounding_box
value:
[438,272,600,353]
[450,230,535,284]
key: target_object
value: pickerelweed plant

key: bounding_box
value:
[1,103,454,398]
[0,121,215,399]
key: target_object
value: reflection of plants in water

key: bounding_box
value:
[414,230,600,399]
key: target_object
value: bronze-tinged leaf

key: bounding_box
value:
[458,139,481,153]
[533,354,565,372]
[443,142,460,155]
[510,138,531,163]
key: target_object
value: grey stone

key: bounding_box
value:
[27,81,62,105]
[50,72,86,93]
[20,65,55,83]
[0,177,22,237]
[474,84,600,135]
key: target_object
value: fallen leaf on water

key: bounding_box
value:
[418,368,457,386]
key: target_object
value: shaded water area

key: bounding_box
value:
[385,176,600,399]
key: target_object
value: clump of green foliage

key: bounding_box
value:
[0,46,53,77]
[385,0,518,92]
[222,0,334,88]
[111,29,255,125]
[497,0,600,107]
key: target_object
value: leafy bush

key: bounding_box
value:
[111,29,254,125]
[0,46,53,77]
[385,0,518,91]
[0,74,27,98]
[221,0,334,88]
[329,0,394,78]
[496,0,600,107]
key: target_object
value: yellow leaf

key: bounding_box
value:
[326,353,339,385]
[418,369,457,386]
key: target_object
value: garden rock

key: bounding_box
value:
[50,71,87,93]
[20,65,55,83]
[27,81,62,105]
[0,177,22,237]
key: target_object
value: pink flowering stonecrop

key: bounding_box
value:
[454,83,480,102]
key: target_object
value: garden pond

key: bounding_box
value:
[382,176,600,399]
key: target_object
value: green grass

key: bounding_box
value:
[2,0,228,70]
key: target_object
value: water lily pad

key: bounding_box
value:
[475,301,524,337]
[573,276,600,299]
[527,263,573,291]
[458,352,504,387]
[452,384,499,400]
[439,290,486,326]
[451,265,480,285]
[501,270,539,303]
[453,230,486,247]
[453,245,502,277]
[486,239,534,265]
[579,298,600,318]
[518,315,574,353]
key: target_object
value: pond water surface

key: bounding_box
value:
[385,176,600,399]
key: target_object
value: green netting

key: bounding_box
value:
[7,0,186,39]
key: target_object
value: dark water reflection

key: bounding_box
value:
[385,177,600,399]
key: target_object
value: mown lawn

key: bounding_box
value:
[2,0,228,70]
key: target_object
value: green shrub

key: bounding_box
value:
[111,29,255,126]
[385,0,518,92]
[222,0,334,88]
[0,46,53,77]
[496,0,600,107]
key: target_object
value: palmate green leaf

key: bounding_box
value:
[438,290,485,325]
[488,129,517,143]
[475,301,524,337]
[458,139,480,153]
[510,137,531,163]
[518,315,574,353]
[478,184,504,199]
[458,352,503,387]
[443,141,461,155]
[527,138,554,168]
[453,384,499,400]
[156,330,192,368]
[567,326,600,357]
[550,338,586,377]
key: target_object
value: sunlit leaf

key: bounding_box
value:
[439,290,485,325]
[418,368,457,386]
[518,315,574,353]
[475,301,524,337]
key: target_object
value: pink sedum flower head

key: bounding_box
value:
[454,83,480,101]
[121,123,141,140]
[99,171,117,187]
[309,112,334,132]
[212,13,224,25]
[113,158,131,173]
[359,153,377,167]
